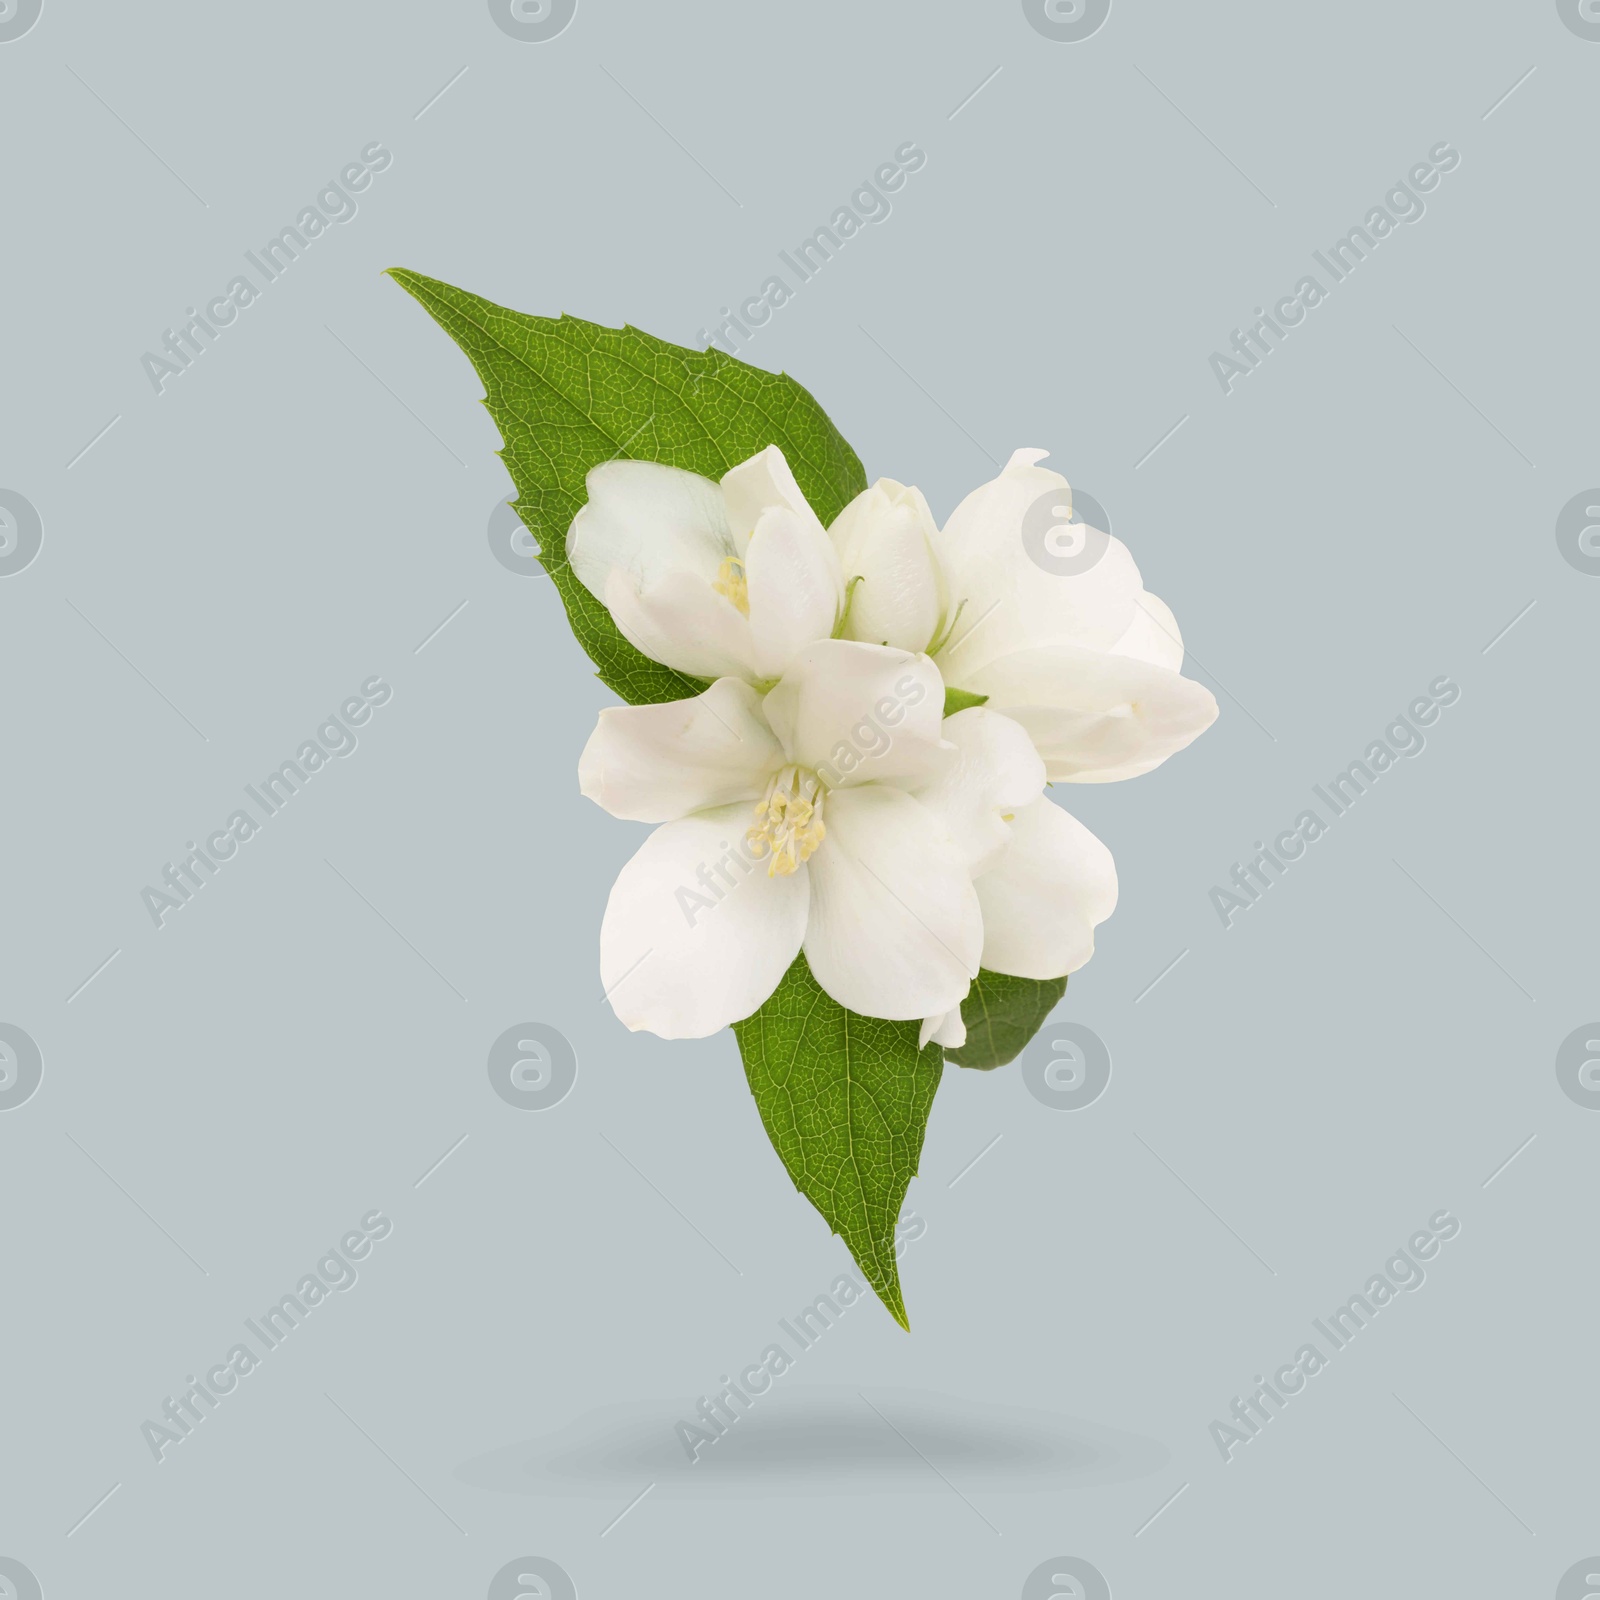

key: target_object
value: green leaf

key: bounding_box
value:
[945,969,1068,1070]
[387,269,867,705]
[941,685,989,716]
[733,955,943,1329]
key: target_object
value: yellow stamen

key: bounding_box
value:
[712,555,750,616]
[746,766,827,877]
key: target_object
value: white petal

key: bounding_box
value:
[567,461,730,602]
[762,640,951,791]
[1072,742,1207,785]
[745,506,844,679]
[1109,590,1185,672]
[976,797,1118,979]
[920,1008,967,1049]
[911,707,1045,876]
[933,449,1144,683]
[599,804,807,1039]
[803,786,981,1020]
[603,567,756,682]
[579,679,781,823]
[964,643,1219,782]
[830,479,946,653]
[721,445,818,542]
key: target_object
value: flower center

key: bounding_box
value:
[747,765,826,877]
[712,555,750,616]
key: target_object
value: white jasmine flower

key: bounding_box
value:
[566,445,843,684]
[932,449,1219,782]
[579,640,988,1039]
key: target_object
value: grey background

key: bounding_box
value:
[2,1,1595,1594]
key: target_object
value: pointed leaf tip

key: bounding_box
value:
[733,954,942,1327]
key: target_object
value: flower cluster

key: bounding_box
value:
[570,446,1217,1042]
